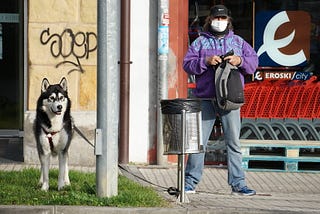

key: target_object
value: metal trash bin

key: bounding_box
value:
[161,99,203,154]
[160,99,203,203]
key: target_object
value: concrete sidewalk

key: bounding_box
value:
[1,160,320,213]
[123,165,320,213]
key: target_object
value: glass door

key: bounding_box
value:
[0,0,24,161]
[0,0,23,134]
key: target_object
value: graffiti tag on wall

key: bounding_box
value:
[40,28,97,74]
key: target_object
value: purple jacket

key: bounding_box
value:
[183,30,258,98]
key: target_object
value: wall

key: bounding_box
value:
[27,0,97,110]
[24,0,97,166]
[129,0,158,163]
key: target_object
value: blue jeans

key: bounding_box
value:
[185,100,246,190]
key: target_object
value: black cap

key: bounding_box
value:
[210,5,229,17]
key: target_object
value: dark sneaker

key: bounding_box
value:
[232,186,256,196]
[185,186,196,194]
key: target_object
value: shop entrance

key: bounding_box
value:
[0,0,24,161]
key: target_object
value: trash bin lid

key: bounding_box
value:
[161,98,201,114]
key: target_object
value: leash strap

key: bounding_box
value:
[46,133,54,151]
[42,129,58,151]
[73,125,95,148]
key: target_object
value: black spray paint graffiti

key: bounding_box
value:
[40,28,97,74]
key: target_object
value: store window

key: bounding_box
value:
[188,0,253,44]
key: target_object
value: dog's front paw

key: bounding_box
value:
[58,182,70,191]
[65,180,70,186]
[58,184,64,191]
[65,177,70,186]
[41,183,49,191]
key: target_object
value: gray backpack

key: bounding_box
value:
[214,61,245,111]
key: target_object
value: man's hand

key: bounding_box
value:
[206,55,222,66]
[224,55,242,66]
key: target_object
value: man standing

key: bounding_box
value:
[183,4,258,196]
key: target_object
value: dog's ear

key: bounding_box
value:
[59,77,68,91]
[41,78,50,93]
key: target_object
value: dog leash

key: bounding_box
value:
[73,126,182,197]
[73,125,95,148]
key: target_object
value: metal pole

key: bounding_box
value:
[177,155,181,191]
[179,110,187,203]
[119,0,131,164]
[96,0,120,197]
[157,0,169,165]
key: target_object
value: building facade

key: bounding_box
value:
[1,0,320,169]
[0,0,188,166]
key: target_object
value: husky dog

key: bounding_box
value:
[34,77,73,191]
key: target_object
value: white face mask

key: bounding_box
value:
[211,20,228,32]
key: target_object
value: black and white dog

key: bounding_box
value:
[34,77,73,191]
